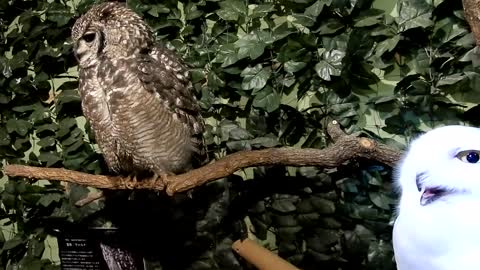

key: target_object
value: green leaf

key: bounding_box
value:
[241,64,271,91]
[314,18,344,35]
[38,151,62,167]
[218,120,253,141]
[375,35,400,57]
[37,193,63,207]
[15,181,27,194]
[250,136,280,148]
[27,238,45,258]
[229,128,253,140]
[436,73,466,87]
[57,118,77,138]
[284,61,307,73]
[310,197,335,214]
[12,104,37,113]
[457,33,475,48]
[354,9,385,27]
[14,137,31,151]
[2,193,17,209]
[0,93,10,104]
[271,200,297,213]
[226,140,251,151]
[305,0,327,18]
[252,86,281,112]
[0,127,11,146]
[222,54,240,68]
[6,119,32,136]
[372,96,397,105]
[2,236,26,250]
[38,136,56,148]
[217,0,247,21]
[251,4,275,18]
[410,48,430,76]
[292,0,329,27]
[292,14,316,27]
[330,103,358,118]
[61,129,83,147]
[315,49,344,81]
[273,22,295,41]
[279,73,296,87]
[146,4,170,17]
[234,31,273,60]
[36,123,59,134]
[64,140,85,154]
[213,44,240,67]
[46,3,72,27]
[19,256,43,270]
[433,18,468,45]
[207,70,226,89]
[396,0,434,31]
[57,81,79,91]
[56,90,81,105]
[5,181,16,194]
[0,229,5,244]
[185,2,203,20]
[9,51,28,71]
[369,192,393,210]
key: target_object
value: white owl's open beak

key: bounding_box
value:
[420,187,451,206]
[416,172,456,206]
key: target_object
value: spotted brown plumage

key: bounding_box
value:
[71,2,206,182]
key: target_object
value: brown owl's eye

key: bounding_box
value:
[82,33,96,43]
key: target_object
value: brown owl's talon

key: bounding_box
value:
[125,174,138,189]
[155,173,170,191]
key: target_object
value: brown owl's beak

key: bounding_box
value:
[73,42,81,62]
[73,40,91,63]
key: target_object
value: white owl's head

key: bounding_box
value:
[396,125,480,206]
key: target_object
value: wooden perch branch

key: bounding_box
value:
[463,0,480,46]
[3,121,403,196]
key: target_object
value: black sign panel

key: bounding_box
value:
[58,228,145,270]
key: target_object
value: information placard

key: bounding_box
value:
[58,228,145,270]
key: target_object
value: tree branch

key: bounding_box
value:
[3,121,403,196]
[463,0,480,46]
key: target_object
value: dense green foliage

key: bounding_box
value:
[0,0,477,269]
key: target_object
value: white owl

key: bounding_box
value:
[393,125,480,270]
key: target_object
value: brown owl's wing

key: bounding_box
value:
[136,46,208,166]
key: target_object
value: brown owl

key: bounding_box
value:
[71,2,206,185]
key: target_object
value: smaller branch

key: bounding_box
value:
[327,120,345,141]
[3,121,404,195]
[75,191,104,207]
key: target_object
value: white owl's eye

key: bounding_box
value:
[456,150,480,163]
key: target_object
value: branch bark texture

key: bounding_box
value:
[463,0,480,46]
[3,121,403,196]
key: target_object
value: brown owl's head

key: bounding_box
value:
[72,2,154,67]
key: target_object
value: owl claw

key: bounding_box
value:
[158,173,170,190]
[125,174,138,189]
[140,173,167,190]
[124,173,168,190]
